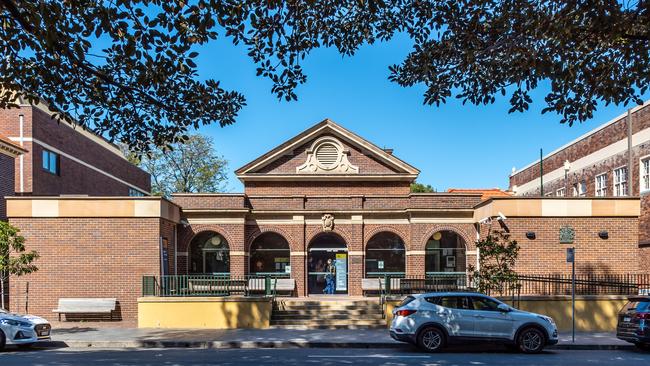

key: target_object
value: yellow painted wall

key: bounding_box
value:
[138,297,272,329]
[384,296,628,332]
[500,297,627,332]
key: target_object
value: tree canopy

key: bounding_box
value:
[134,133,229,197]
[2,1,649,150]
[410,182,435,193]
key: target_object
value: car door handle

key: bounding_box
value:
[474,315,484,319]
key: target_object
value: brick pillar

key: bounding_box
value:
[348,215,364,296]
[407,252,425,277]
[230,222,246,278]
[291,253,306,297]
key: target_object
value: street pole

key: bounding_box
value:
[572,247,576,343]
[539,149,544,197]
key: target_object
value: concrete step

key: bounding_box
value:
[269,321,388,330]
[274,304,383,311]
[271,313,385,321]
[271,309,383,317]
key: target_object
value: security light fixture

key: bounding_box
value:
[598,231,609,239]
[525,232,536,240]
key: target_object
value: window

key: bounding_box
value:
[365,232,405,277]
[425,231,466,275]
[614,167,628,196]
[556,188,565,197]
[42,149,59,175]
[250,232,291,275]
[435,296,471,310]
[189,232,230,274]
[128,188,145,197]
[595,173,607,197]
[641,158,650,192]
[578,181,587,196]
[471,296,502,311]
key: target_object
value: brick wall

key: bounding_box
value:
[479,217,640,275]
[0,154,14,220]
[7,217,164,321]
[1,106,150,196]
[244,181,411,196]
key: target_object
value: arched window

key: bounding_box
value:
[365,232,406,278]
[249,232,291,275]
[425,231,466,275]
[189,232,230,274]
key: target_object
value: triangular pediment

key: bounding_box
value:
[236,119,419,182]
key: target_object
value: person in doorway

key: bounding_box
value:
[323,258,336,294]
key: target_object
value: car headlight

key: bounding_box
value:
[0,319,32,328]
[537,315,555,325]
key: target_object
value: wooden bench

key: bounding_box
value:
[52,298,117,321]
[247,278,295,296]
[361,278,401,296]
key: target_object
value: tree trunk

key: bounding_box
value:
[1,273,5,310]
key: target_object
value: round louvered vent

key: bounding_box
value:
[315,143,339,167]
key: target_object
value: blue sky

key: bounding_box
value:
[193,33,648,193]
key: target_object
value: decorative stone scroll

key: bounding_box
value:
[296,136,359,174]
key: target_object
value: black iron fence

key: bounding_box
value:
[142,274,290,297]
[379,273,650,297]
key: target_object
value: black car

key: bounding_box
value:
[617,296,650,350]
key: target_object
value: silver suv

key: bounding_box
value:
[390,292,558,353]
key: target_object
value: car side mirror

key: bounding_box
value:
[497,304,511,312]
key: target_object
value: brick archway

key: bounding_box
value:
[245,227,294,253]
[419,225,474,251]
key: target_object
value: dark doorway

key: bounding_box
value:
[307,233,348,295]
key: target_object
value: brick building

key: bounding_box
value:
[4,118,645,322]
[0,101,151,197]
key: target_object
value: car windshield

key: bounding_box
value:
[399,296,416,307]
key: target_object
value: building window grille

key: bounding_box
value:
[556,188,565,197]
[42,149,60,175]
[595,173,607,197]
[614,167,628,196]
[642,158,650,192]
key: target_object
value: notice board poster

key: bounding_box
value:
[335,253,347,291]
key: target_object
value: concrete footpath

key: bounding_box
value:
[32,327,635,350]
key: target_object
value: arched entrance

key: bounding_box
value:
[365,232,406,278]
[307,232,348,295]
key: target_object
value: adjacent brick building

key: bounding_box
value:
[0,101,151,197]
[509,102,650,275]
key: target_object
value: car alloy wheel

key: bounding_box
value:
[518,328,545,354]
[418,327,444,352]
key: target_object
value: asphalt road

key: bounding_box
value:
[1,347,649,366]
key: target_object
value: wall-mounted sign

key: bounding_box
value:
[378,261,384,269]
[560,226,575,244]
[566,247,575,263]
[335,253,347,291]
